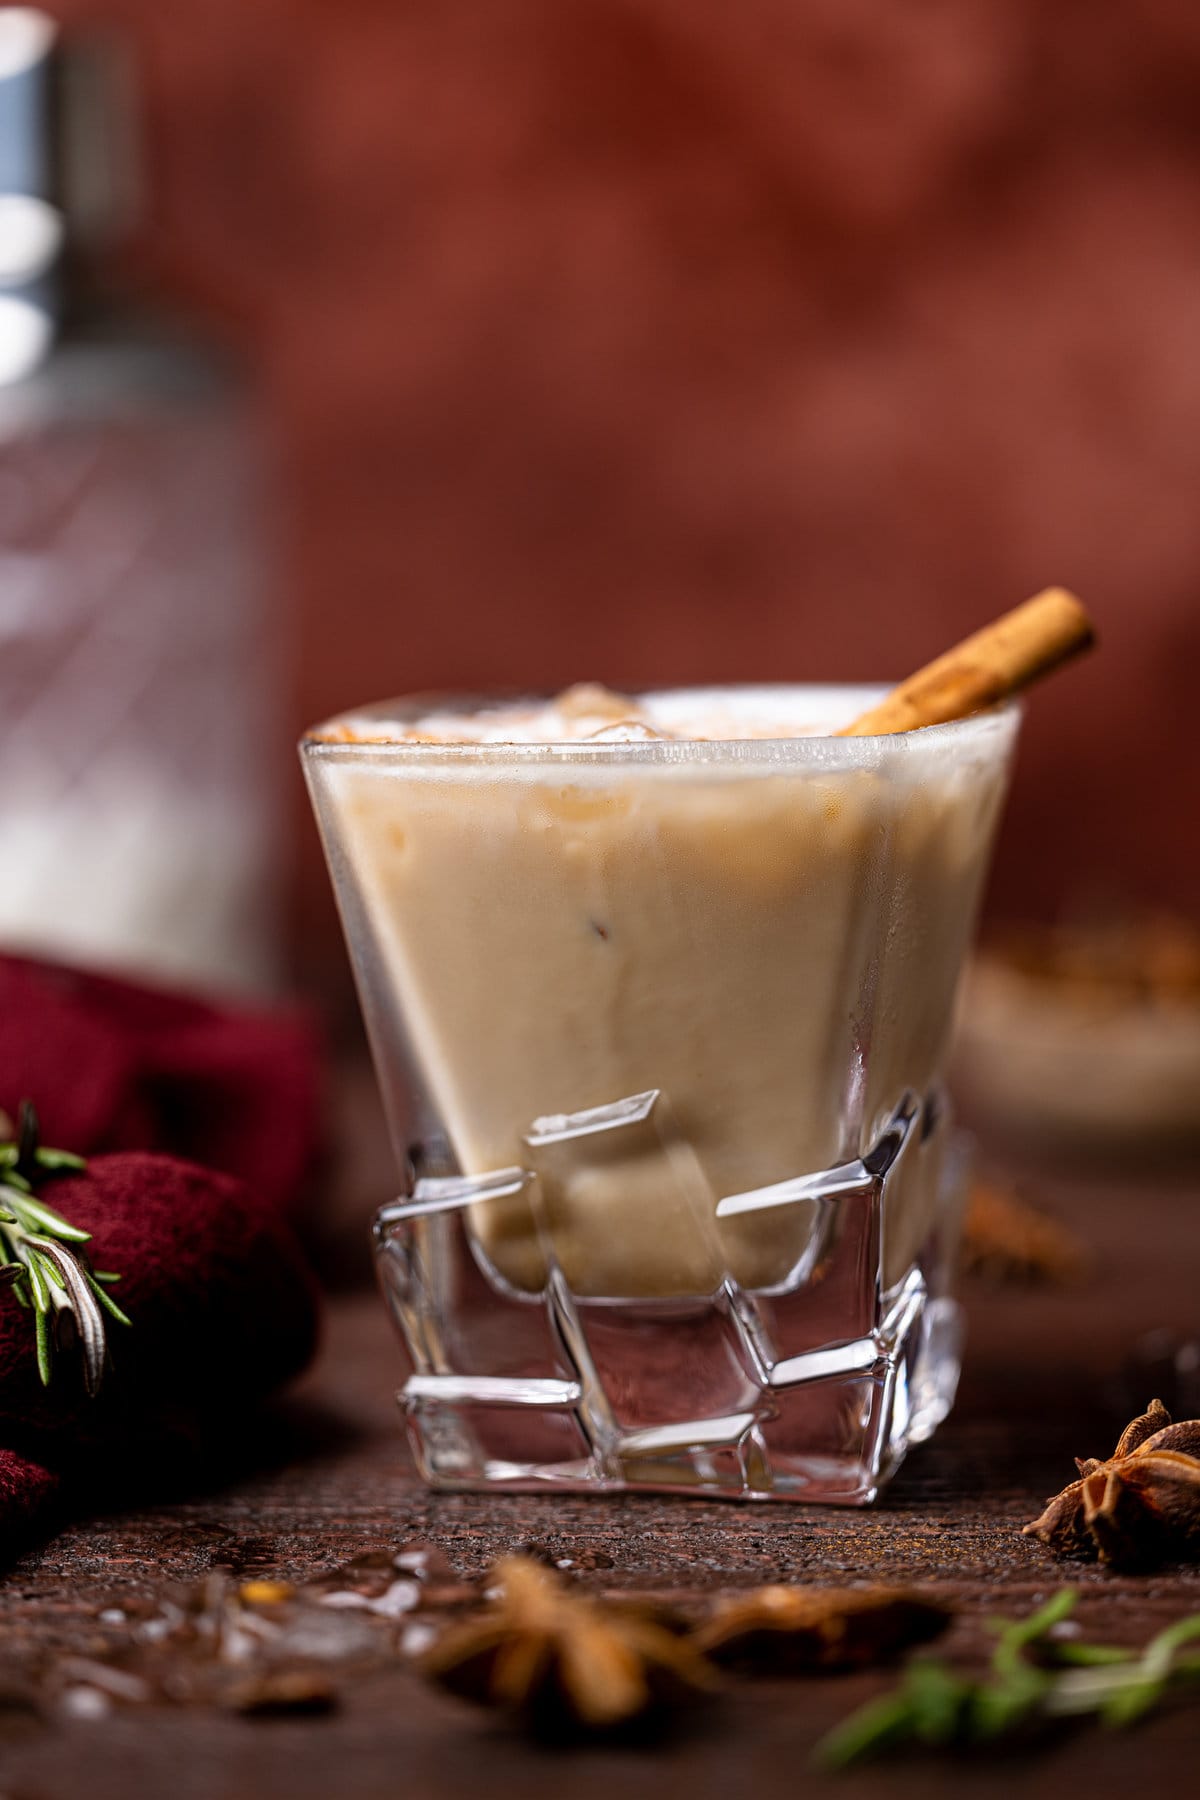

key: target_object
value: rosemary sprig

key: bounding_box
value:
[0,1100,128,1395]
[815,1590,1200,1767]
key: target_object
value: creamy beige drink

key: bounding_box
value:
[306,685,1017,1299]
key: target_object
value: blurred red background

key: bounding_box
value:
[52,0,1200,995]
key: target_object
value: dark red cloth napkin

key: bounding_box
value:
[0,955,323,1549]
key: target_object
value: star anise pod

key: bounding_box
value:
[692,1585,950,1672]
[419,1555,714,1735]
[1024,1399,1200,1570]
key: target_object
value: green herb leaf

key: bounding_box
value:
[86,1270,132,1328]
[23,1251,48,1311]
[814,1594,1200,1769]
[0,1101,127,1394]
[988,1588,1077,1675]
[813,1690,917,1769]
[36,1250,65,1290]
[1051,1644,1136,1668]
[968,1664,1048,1740]
[33,1305,52,1385]
[904,1661,970,1746]
[9,1194,91,1242]
[34,1148,86,1172]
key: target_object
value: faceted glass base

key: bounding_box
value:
[373,1088,966,1505]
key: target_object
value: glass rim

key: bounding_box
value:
[299,682,1022,769]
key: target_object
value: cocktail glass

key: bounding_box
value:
[302,685,1018,1502]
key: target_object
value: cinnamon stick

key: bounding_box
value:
[839,588,1095,737]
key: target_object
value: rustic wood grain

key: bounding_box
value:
[2,1149,1199,1797]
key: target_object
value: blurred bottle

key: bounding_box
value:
[0,9,282,994]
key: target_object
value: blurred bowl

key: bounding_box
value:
[953,916,1200,1164]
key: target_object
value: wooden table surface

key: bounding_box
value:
[3,1151,1199,1798]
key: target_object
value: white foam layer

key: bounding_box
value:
[330,683,883,745]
